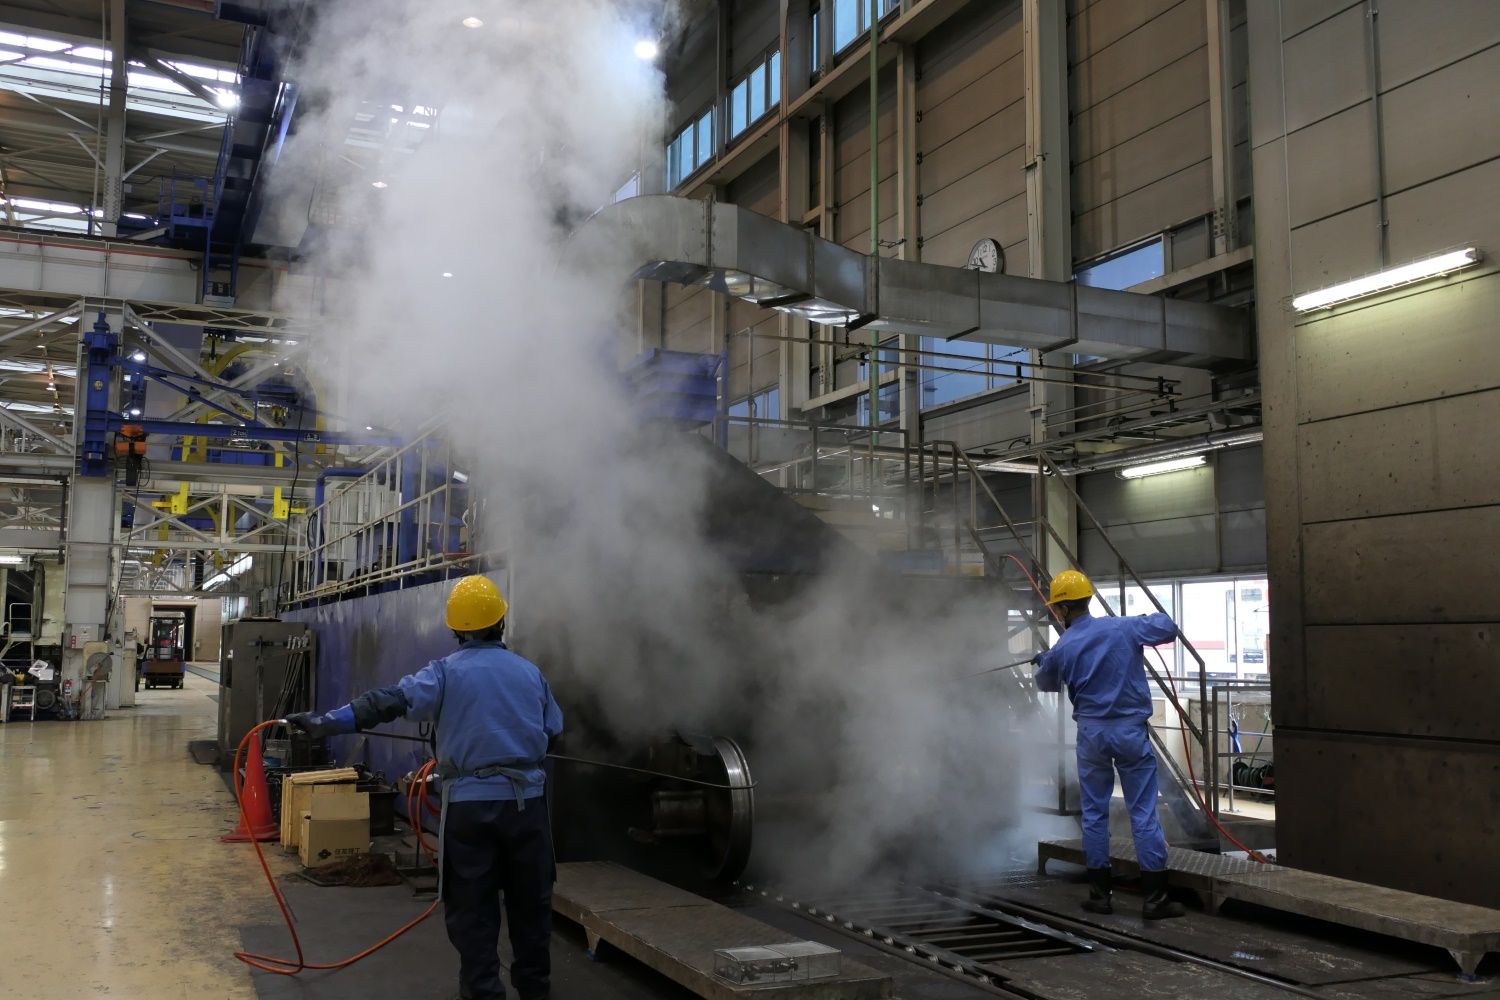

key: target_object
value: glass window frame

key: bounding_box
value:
[665,104,717,190]
[726,45,783,145]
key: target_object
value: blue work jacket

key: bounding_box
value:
[397,641,564,803]
[1035,612,1176,723]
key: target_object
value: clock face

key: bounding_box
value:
[967,238,1003,273]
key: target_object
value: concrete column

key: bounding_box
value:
[779,0,813,418]
[99,0,128,238]
[1205,0,1239,255]
[1022,0,1075,574]
[60,307,120,715]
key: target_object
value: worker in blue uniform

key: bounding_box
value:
[1033,570,1185,920]
[287,575,564,1000]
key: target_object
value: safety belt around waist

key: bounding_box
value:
[437,759,545,810]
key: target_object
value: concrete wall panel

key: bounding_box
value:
[1281,5,1367,133]
[1071,0,1205,111]
[1278,0,1359,41]
[1296,272,1500,422]
[1071,49,1207,164]
[1073,159,1213,261]
[1381,43,1500,195]
[1376,0,1500,90]
[917,2,1023,109]
[922,149,1027,243]
[1304,624,1500,740]
[1384,155,1500,266]
[921,200,1028,270]
[1288,201,1380,292]
[1302,504,1500,625]
[1275,730,1500,907]
[919,101,1025,197]
[1299,389,1500,523]
[1068,0,1183,62]
[1285,101,1377,226]
[1073,104,1211,218]
[1080,514,1217,577]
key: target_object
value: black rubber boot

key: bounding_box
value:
[1141,870,1186,920]
[1081,867,1113,914]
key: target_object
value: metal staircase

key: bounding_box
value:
[718,413,1221,845]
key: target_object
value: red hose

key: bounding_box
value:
[228,720,440,975]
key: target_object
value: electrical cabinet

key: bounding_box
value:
[216,618,313,760]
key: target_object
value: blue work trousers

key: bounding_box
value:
[443,798,555,1000]
[1076,719,1169,872]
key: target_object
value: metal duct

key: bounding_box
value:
[1060,427,1264,474]
[584,196,1252,370]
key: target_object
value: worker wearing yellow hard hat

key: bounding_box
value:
[288,575,562,998]
[1032,568,1185,921]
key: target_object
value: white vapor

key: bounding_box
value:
[278,0,1063,888]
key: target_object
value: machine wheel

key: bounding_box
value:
[175,679,184,689]
[702,737,754,883]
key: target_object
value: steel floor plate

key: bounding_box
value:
[553,862,892,999]
[1038,838,1500,976]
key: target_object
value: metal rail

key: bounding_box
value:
[740,879,1093,996]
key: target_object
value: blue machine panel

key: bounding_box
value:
[285,572,505,820]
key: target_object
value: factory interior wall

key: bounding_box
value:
[1077,444,1266,578]
[655,0,1262,587]
[1248,0,1500,907]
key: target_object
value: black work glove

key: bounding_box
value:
[284,708,354,738]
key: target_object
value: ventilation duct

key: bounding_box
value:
[581,196,1251,370]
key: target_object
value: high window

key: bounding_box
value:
[666,107,715,189]
[728,48,782,142]
[918,339,1030,409]
[831,0,899,54]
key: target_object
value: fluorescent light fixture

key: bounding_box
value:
[871,504,880,512]
[0,555,25,565]
[634,39,659,60]
[371,179,388,189]
[452,470,469,484]
[976,459,1040,475]
[462,16,484,28]
[1119,455,1207,480]
[1293,247,1482,311]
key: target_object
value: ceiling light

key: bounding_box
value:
[215,90,239,109]
[128,407,142,417]
[0,555,25,565]
[130,350,146,362]
[634,38,659,61]
[1293,247,1482,312]
[462,16,483,28]
[371,180,388,189]
[1119,455,1207,480]
[441,271,454,278]
[365,425,373,431]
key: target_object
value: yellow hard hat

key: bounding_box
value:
[1046,569,1095,605]
[445,575,508,631]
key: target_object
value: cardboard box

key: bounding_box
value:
[298,788,371,868]
[280,768,360,851]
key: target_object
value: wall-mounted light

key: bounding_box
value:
[1119,454,1207,480]
[1293,247,1482,312]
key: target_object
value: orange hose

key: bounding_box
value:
[228,720,440,976]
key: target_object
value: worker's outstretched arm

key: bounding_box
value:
[1132,612,1178,646]
[285,660,445,736]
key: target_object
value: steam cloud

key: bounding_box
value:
[278,0,1064,887]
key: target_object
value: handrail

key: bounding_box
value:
[1034,451,1210,749]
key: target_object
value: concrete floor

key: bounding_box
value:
[0,672,279,999]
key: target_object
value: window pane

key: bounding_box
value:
[666,136,682,188]
[1180,580,1235,678]
[920,336,989,408]
[1234,578,1270,677]
[730,79,749,137]
[1075,238,1166,290]
[749,64,767,122]
[811,10,821,71]
[834,0,859,51]
[697,111,714,163]
[769,50,781,106]
[678,128,695,179]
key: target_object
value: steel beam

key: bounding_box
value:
[100,0,129,237]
